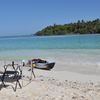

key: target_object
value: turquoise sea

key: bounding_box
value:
[0,34,100,74]
[0,34,100,61]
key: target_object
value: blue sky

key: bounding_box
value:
[0,0,100,36]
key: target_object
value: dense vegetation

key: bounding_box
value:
[35,19,100,36]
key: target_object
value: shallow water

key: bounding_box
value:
[0,34,100,75]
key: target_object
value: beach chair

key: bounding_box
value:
[0,61,22,91]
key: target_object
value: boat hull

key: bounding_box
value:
[34,62,55,70]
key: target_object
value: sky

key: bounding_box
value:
[0,0,100,36]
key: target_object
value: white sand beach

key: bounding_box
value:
[0,60,100,100]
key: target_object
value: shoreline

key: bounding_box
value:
[34,33,100,37]
[0,50,100,75]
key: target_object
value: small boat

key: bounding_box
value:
[31,59,55,70]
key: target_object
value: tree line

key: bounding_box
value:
[35,19,100,36]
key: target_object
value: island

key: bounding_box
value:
[35,19,100,36]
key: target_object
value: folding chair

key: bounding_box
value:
[1,61,22,91]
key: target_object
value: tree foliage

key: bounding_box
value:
[35,19,100,36]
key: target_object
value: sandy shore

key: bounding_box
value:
[0,61,100,100]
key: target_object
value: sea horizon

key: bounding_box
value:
[0,33,100,38]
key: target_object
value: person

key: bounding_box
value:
[22,60,25,66]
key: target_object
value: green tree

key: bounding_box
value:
[34,19,100,36]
